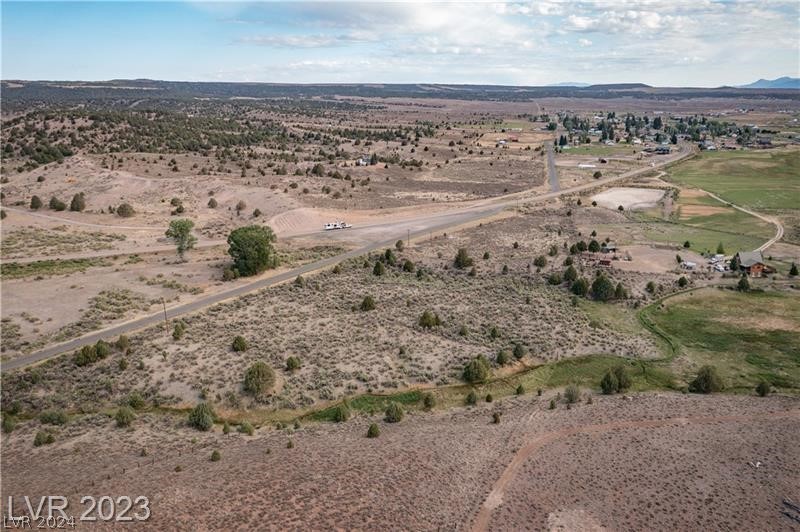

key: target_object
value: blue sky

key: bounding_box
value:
[2,1,798,86]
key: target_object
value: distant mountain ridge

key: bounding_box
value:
[547,82,590,87]
[738,77,799,89]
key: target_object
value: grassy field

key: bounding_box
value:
[562,144,638,157]
[644,287,800,392]
[666,149,800,211]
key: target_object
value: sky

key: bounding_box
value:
[2,1,799,86]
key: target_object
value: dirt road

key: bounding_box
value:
[546,143,559,192]
[471,408,800,532]
[703,190,784,251]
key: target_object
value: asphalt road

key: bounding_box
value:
[1,146,693,372]
[546,144,559,192]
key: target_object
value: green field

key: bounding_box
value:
[644,288,800,392]
[0,258,110,279]
[667,149,800,211]
[562,144,638,157]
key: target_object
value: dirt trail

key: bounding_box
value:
[702,190,784,251]
[471,409,800,532]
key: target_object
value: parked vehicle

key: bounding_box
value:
[323,221,352,231]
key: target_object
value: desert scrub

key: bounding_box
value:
[232,335,248,352]
[384,402,404,423]
[188,402,216,431]
[367,423,380,438]
[55,289,151,343]
[332,401,351,422]
[689,365,724,393]
[285,356,302,371]
[210,450,221,462]
[0,227,125,259]
[33,430,55,447]
[463,355,491,384]
[39,409,67,426]
[243,361,275,396]
[418,310,442,328]
[0,258,110,280]
[115,406,135,428]
[360,295,376,311]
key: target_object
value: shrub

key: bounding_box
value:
[466,390,478,405]
[646,281,656,294]
[496,350,510,365]
[367,423,380,438]
[588,240,600,253]
[463,355,491,383]
[34,431,55,447]
[421,392,436,410]
[207,198,218,208]
[115,335,130,351]
[188,402,216,431]
[402,259,415,272]
[512,343,526,359]
[790,262,798,277]
[30,196,43,210]
[737,276,750,292]
[600,370,619,394]
[613,365,631,391]
[243,361,275,396]
[564,384,580,404]
[756,381,771,397]
[286,356,302,371]
[483,252,490,260]
[2,415,16,434]
[688,365,724,394]
[395,239,405,251]
[418,310,441,328]
[293,275,306,288]
[492,412,502,424]
[563,265,578,283]
[485,393,493,403]
[117,203,135,217]
[173,322,186,340]
[332,402,351,423]
[516,384,525,395]
[488,326,500,339]
[571,278,589,296]
[678,276,688,288]
[593,171,602,179]
[40,409,67,426]
[591,275,615,302]
[372,261,385,276]
[360,295,376,311]
[549,399,556,410]
[49,197,66,211]
[127,391,146,409]
[238,422,254,436]
[548,272,563,285]
[232,335,248,352]
[454,248,474,269]
[115,406,135,428]
[384,402,404,423]
[227,225,278,276]
[70,193,86,212]
[210,450,221,462]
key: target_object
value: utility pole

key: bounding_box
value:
[161,297,168,338]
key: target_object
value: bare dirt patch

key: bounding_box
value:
[592,187,666,211]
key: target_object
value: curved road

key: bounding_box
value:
[703,190,784,252]
[1,146,693,372]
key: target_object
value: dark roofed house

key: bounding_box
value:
[735,250,767,277]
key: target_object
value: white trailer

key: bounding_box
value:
[323,221,352,231]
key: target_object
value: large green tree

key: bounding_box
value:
[166,219,197,260]
[227,225,278,276]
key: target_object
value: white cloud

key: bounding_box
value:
[578,38,592,47]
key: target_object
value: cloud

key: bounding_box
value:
[578,38,592,47]
[237,31,377,48]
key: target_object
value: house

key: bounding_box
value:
[681,261,696,270]
[735,250,768,277]
[654,146,671,155]
[356,157,369,166]
[601,242,617,253]
[699,140,717,151]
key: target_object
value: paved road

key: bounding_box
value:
[1,146,693,372]
[703,190,784,252]
[546,143,559,192]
